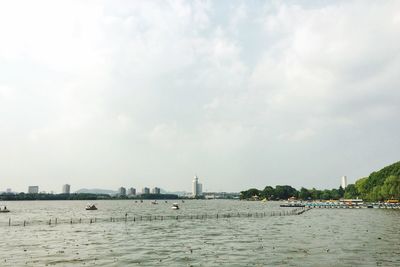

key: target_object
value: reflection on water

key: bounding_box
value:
[0,200,399,266]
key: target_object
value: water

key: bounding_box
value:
[0,200,399,266]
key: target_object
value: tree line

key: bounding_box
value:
[240,185,345,200]
[240,161,400,202]
[344,161,400,201]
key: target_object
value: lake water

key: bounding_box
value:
[0,200,399,266]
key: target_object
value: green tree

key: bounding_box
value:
[310,188,322,200]
[298,187,311,200]
[274,185,297,200]
[338,186,345,198]
[330,189,341,200]
[344,184,358,199]
[262,186,275,200]
[380,175,400,200]
[355,177,369,198]
[367,185,383,202]
[240,188,260,199]
[320,190,332,200]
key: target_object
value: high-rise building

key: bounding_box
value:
[118,187,126,196]
[128,187,136,196]
[142,187,150,194]
[28,186,39,194]
[341,176,348,189]
[152,187,161,194]
[62,184,71,194]
[192,175,203,197]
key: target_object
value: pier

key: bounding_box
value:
[280,203,400,209]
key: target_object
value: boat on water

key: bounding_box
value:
[85,204,97,210]
[0,206,10,213]
[171,203,179,210]
[151,200,158,205]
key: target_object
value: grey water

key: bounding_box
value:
[0,200,399,266]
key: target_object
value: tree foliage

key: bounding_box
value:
[240,161,400,202]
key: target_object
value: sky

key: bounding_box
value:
[0,0,399,193]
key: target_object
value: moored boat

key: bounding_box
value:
[171,203,179,210]
[0,206,10,213]
[85,204,97,210]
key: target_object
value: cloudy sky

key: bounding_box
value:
[0,0,399,193]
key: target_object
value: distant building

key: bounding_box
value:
[152,187,161,194]
[62,184,71,194]
[28,186,39,194]
[118,187,127,196]
[192,175,203,197]
[341,176,348,189]
[142,187,150,194]
[128,187,136,196]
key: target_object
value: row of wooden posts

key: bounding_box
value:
[5,208,311,227]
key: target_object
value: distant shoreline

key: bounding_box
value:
[0,193,184,201]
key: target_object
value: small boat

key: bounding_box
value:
[171,203,179,210]
[85,204,97,210]
[151,200,158,205]
[0,206,10,213]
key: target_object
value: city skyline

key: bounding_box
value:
[0,1,399,193]
[1,173,351,195]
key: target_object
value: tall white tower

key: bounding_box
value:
[62,184,71,194]
[192,175,199,197]
[341,176,348,189]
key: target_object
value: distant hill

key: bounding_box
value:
[75,188,117,195]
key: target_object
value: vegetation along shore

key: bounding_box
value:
[241,161,400,202]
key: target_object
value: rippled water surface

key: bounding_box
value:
[1,200,399,266]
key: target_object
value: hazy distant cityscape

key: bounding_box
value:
[1,175,240,199]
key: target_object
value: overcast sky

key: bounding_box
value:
[0,0,399,193]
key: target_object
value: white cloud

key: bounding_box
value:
[0,1,399,192]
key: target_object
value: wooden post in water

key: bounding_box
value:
[55,218,57,225]
[23,221,26,227]
[9,218,11,226]
[49,219,51,225]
